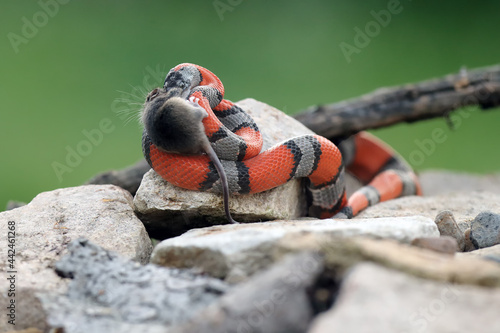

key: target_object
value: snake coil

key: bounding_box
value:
[141,63,421,223]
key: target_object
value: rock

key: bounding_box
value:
[411,236,458,254]
[0,185,152,332]
[87,159,150,195]
[42,239,227,333]
[322,238,500,287]
[357,191,500,232]
[308,263,500,333]
[457,244,500,263]
[419,170,500,196]
[134,98,320,238]
[151,216,438,282]
[434,210,465,251]
[170,252,323,333]
[470,211,500,249]
[464,228,477,252]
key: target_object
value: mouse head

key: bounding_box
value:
[142,88,209,155]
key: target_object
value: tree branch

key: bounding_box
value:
[86,159,150,195]
[294,65,500,139]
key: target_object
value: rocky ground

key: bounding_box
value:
[1,99,500,333]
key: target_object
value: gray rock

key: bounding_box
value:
[419,170,500,196]
[0,185,152,332]
[411,236,458,254]
[308,263,500,333]
[151,216,438,282]
[171,251,323,333]
[135,98,321,238]
[42,239,227,333]
[470,211,500,249]
[357,191,500,232]
[434,210,465,251]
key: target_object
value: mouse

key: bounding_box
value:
[142,87,239,224]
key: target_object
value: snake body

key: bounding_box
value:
[141,63,421,220]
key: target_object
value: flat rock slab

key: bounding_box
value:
[308,263,500,333]
[43,239,227,333]
[151,216,438,282]
[134,98,317,239]
[0,185,152,331]
[357,191,500,232]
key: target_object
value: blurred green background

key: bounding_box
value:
[1,0,499,209]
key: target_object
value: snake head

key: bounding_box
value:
[142,88,209,155]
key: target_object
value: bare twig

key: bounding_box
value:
[294,65,500,139]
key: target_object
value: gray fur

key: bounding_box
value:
[142,89,209,155]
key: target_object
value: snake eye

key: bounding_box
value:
[147,88,159,102]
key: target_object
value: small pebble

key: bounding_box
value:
[470,211,500,249]
[411,236,458,254]
[434,210,465,251]
[463,228,477,252]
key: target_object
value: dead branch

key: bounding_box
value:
[294,65,500,139]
